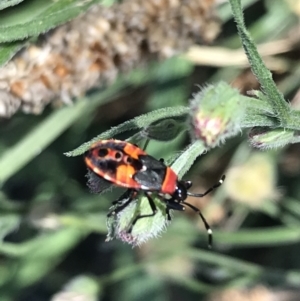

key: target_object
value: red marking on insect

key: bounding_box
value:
[84,139,224,247]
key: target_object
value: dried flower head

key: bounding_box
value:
[0,0,220,118]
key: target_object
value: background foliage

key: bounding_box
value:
[1,0,300,300]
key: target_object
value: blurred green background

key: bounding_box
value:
[1,0,300,300]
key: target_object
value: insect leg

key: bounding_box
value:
[165,199,183,221]
[187,175,225,198]
[166,207,172,221]
[107,190,136,217]
[127,192,157,233]
[112,189,135,205]
[134,139,150,150]
[165,200,183,211]
[182,201,213,248]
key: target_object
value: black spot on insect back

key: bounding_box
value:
[98,148,109,157]
[125,156,133,164]
[115,151,122,160]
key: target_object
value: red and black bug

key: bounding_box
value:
[84,139,224,247]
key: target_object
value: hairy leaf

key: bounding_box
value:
[0,0,100,43]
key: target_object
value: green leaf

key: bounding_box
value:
[140,118,187,142]
[241,109,278,128]
[288,110,300,131]
[0,40,27,66]
[0,214,20,240]
[242,94,274,115]
[0,0,100,43]
[0,0,24,10]
[65,106,189,157]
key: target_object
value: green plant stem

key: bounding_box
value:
[171,140,206,179]
[229,0,291,126]
[213,226,300,247]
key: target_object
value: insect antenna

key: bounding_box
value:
[187,175,225,198]
[182,201,213,248]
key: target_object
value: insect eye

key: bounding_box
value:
[115,152,122,159]
[98,148,108,157]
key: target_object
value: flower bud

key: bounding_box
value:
[249,126,295,150]
[190,82,244,147]
[106,191,169,246]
